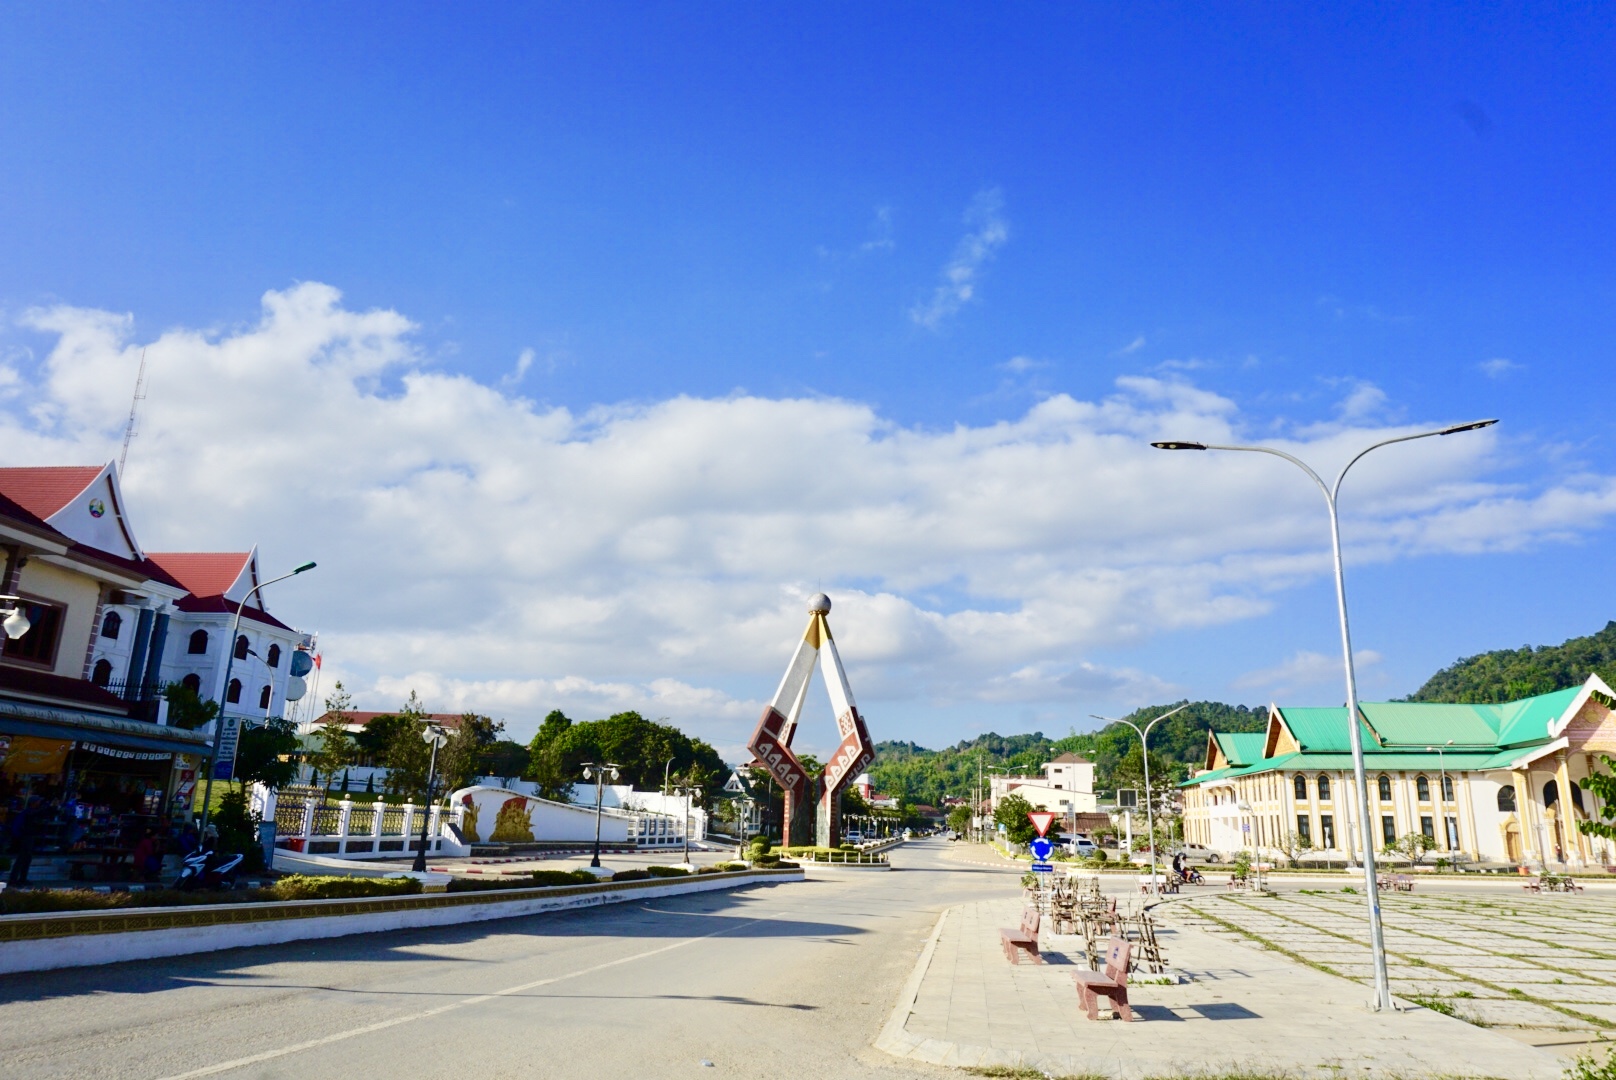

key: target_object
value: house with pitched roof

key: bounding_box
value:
[989,751,1099,821]
[1181,676,1616,869]
[0,462,311,844]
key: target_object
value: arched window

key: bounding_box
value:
[1294,774,1308,800]
[1318,775,1331,801]
[258,684,271,709]
[188,629,209,654]
[1544,779,1559,808]
[267,643,281,668]
[1416,776,1431,801]
[1377,775,1392,801]
[1571,781,1585,813]
[234,635,249,661]
[1498,785,1516,812]
[181,673,202,694]
[1442,775,1454,802]
[101,611,122,640]
[92,658,113,686]
[226,678,242,704]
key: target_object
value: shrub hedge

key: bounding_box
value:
[647,865,691,877]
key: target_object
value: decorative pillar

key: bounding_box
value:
[142,611,170,694]
[402,802,417,841]
[300,797,315,841]
[337,799,353,844]
[124,608,155,698]
[371,799,386,840]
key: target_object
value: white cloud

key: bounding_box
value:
[1479,357,1520,379]
[1117,336,1147,355]
[1335,380,1388,422]
[909,189,1008,329]
[501,347,535,387]
[858,206,895,255]
[998,355,1048,374]
[1232,649,1383,696]
[4,283,1612,750]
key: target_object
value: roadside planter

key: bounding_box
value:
[0,867,803,975]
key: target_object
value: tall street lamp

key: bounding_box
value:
[411,722,449,873]
[1093,704,1188,894]
[671,781,703,868]
[198,561,316,838]
[581,761,620,868]
[1153,418,1496,1012]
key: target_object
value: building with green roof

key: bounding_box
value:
[1181,675,1616,869]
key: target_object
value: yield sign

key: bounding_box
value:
[1027,811,1056,837]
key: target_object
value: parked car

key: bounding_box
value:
[1056,832,1098,856]
[1175,843,1221,864]
[843,830,864,843]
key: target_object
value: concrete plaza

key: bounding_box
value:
[1176,882,1616,1039]
[880,885,1570,1079]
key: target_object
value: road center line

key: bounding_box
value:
[152,911,786,1080]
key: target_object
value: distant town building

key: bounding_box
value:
[989,752,1099,820]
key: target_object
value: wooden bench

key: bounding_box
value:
[1000,906,1043,965]
[1072,935,1134,1021]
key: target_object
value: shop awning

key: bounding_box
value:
[0,697,212,757]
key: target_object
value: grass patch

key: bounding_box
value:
[1408,995,1457,1017]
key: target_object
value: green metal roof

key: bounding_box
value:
[1273,706,1379,753]
[1213,731,1266,767]
[1182,681,1587,788]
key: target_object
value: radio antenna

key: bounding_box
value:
[119,348,148,474]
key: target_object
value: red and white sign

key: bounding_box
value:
[1027,811,1056,837]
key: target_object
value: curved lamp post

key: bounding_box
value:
[582,761,621,868]
[1092,703,1188,894]
[198,561,316,838]
[411,722,449,873]
[1152,418,1496,1012]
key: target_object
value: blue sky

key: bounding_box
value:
[3,6,1614,755]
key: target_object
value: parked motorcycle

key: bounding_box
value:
[172,846,245,891]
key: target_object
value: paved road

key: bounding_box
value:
[0,839,1016,1080]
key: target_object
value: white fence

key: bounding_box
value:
[265,785,694,860]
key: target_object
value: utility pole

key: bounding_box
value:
[119,348,148,475]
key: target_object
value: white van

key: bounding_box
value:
[1057,832,1097,856]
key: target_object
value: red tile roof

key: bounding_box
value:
[0,466,103,520]
[145,552,251,599]
[0,664,134,714]
[0,490,61,540]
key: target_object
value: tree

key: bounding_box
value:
[994,793,1039,845]
[482,740,529,784]
[525,710,576,800]
[164,681,220,731]
[438,712,504,792]
[946,805,972,834]
[234,716,299,790]
[1410,621,1616,703]
[377,691,433,800]
[1274,829,1313,868]
[1386,831,1438,867]
[307,718,355,798]
[539,711,727,808]
[1580,751,1616,841]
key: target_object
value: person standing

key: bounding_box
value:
[6,795,42,886]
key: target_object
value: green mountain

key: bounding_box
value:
[1408,621,1616,704]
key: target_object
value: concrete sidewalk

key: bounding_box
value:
[876,896,1566,1078]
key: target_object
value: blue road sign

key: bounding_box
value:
[1031,861,1054,872]
[1029,836,1053,861]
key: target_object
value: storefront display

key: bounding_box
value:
[2,732,179,855]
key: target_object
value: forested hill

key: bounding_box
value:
[1409,621,1616,704]
[865,702,1267,807]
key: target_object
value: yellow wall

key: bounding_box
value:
[13,557,101,678]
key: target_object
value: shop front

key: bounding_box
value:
[1,702,211,882]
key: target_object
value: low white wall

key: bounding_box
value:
[451,786,632,845]
[0,870,801,975]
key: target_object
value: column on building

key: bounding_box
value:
[124,608,154,698]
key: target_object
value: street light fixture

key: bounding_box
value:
[0,595,31,641]
[1153,419,1496,1011]
[1092,703,1189,894]
[198,561,317,838]
[411,722,449,873]
[581,761,621,868]
[669,781,703,868]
